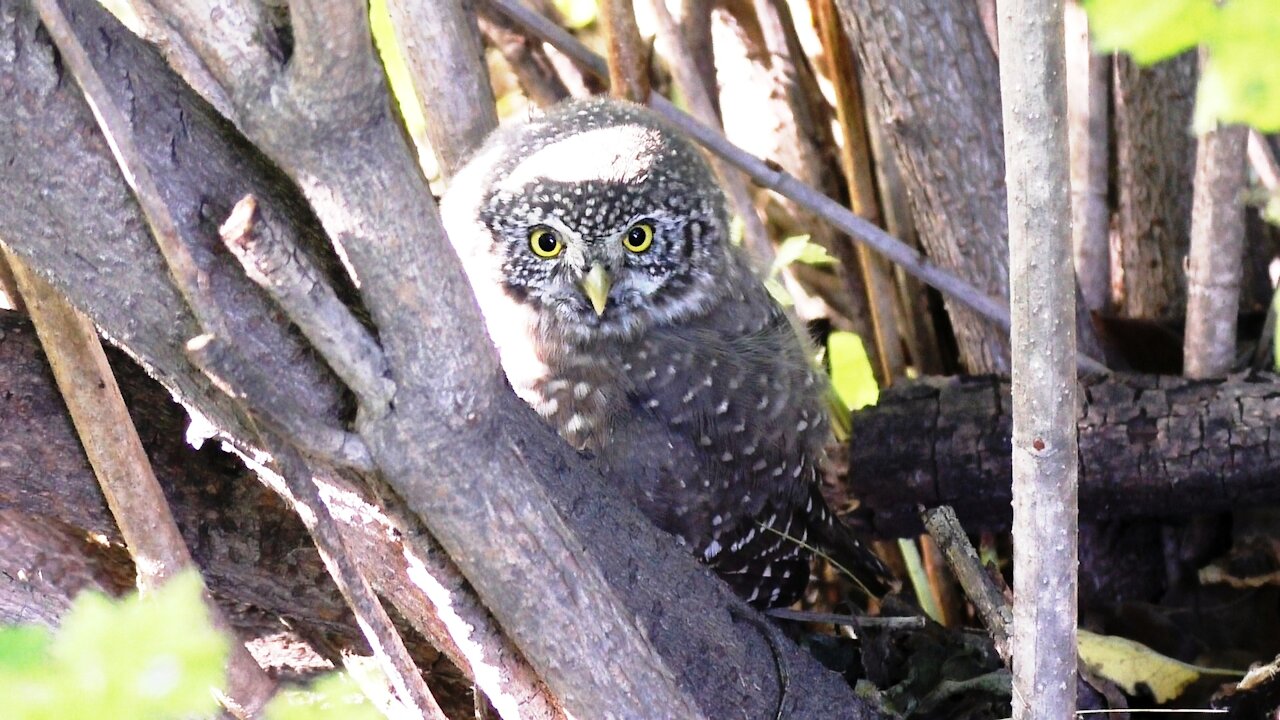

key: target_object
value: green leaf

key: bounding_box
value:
[1086,0,1280,132]
[827,331,878,411]
[0,626,51,671]
[1084,0,1215,63]
[1194,0,1280,132]
[265,672,383,720]
[0,570,228,720]
[770,235,837,277]
[763,277,794,307]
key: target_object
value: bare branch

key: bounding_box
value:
[218,195,393,420]
[264,436,448,720]
[996,0,1078,713]
[1064,2,1110,314]
[921,506,1011,663]
[644,0,774,266]
[600,0,650,103]
[387,0,498,178]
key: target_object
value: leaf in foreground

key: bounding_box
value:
[0,570,228,720]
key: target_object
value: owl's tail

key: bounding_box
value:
[805,485,896,599]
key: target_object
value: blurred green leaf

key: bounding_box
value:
[1085,0,1214,63]
[1086,0,1280,132]
[827,331,878,411]
[1194,0,1280,132]
[771,235,837,276]
[554,0,599,29]
[266,672,383,720]
[763,277,794,307]
[0,626,51,671]
[0,570,227,720]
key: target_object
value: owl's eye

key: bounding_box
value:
[528,226,563,258]
[623,222,654,253]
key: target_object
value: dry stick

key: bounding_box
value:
[2,249,276,718]
[188,336,447,720]
[486,0,1109,375]
[920,506,1012,663]
[1184,116,1248,377]
[644,0,776,266]
[600,0,650,103]
[997,1,1079,717]
[32,0,230,342]
[218,195,393,421]
[387,0,498,179]
[1064,2,1110,314]
[477,10,572,107]
[812,0,906,383]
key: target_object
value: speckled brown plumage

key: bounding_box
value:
[442,98,888,607]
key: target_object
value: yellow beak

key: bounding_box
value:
[581,264,612,316]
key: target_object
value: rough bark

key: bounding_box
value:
[1112,54,1197,320]
[847,373,1280,536]
[834,0,1012,373]
[0,2,878,716]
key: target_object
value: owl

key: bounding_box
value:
[441,98,887,608]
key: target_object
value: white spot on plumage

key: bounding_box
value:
[646,398,660,408]
[796,420,809,432]
[703,540,722,560]
[752,459,768,471]
[715,400,729,415]
[720,451,733,462]
[565,413,590,435]
[699,435,712,446]
[757,396,769,410]
[573,382,592,399]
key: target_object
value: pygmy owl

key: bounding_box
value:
[441,98,887,608]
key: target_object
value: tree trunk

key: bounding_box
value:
[1112,54,1197,320]
[834,0,1011,373]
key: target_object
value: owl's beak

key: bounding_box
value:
[580,264,612,316]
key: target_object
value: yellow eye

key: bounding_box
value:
[528,226,563,258]
[623,222,654,253]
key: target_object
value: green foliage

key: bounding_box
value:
[771,234,838,273]
[0,570,385,719]
[265,672,385,720]
[0,571,228,720]
[1085,0,1280,132]
[827,330,879,412]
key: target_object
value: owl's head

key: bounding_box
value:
[442,99,738,343]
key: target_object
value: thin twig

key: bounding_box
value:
[218,195,394,420]
[812,0,905,384]
[189,332,444,718]
[485,0,1109,374]
[3,247,276,717]
[921,506,1012,663]
[262,434,448,720]
[766,607,927,629]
